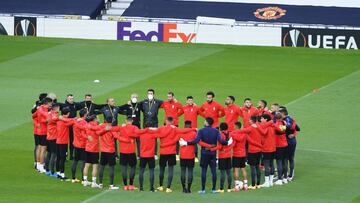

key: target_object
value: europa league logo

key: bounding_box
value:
[282,29,307,47]
[14,18,36,36]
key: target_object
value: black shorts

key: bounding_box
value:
[140,157,155,169]
[218,158,232,170]
[180,158,195,168]
[159,154,176,167]
[35,135,47,146]
[100,152,116,166]
[248,152,261,166]
[232,157,246,168]
[47,139,57,153]
[85,152,99,164]
[57,144,68,158]
[120,153,137,167]
[74,147,85,161]
[34,134,39,145]
[200,154,217,168]
[276,147,288,160]
[263,152,275,160]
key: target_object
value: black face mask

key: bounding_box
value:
[85,101,92,106]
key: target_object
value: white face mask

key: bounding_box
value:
[148,94,154,100]
[131,98,138,103]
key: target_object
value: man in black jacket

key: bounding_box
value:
[118,93,141,128]
[118,93,141,158]
[60,94,82,118]
[139,89,163,128]
[101,97,129,158]
[101,98,125,126]
[139,89,163,160]
[78,94,104,116]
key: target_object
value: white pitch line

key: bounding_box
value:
[81,189,111,203]
[286,69,360,107]
[297,148,358,157]
[286,70,360,157]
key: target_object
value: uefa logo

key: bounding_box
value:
[14,17,36,36]
[282,29,307,47]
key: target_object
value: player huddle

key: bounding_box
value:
[31,89,300,194]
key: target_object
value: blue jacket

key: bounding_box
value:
[188,126,228,155]
[284,116,297,145]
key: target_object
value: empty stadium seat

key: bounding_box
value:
[103,0,360,27]
[0,0,105,19]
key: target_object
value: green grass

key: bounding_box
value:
[0,36,359,203]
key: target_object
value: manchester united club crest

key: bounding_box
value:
[254,6,286,20]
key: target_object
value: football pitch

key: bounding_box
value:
[0,36,359,203]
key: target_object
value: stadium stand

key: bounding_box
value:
[106,0,134,16]
[103,0,360,27]
[0,0,105,19]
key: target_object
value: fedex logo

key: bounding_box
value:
[117,22,196,43]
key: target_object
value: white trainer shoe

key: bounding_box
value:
[83,181,91,187]
[269,175,274,187]
[261,182,270,188]
[109,185,119,190]
[282,179,288,184]
[91,182,100,188]
[38,164,46,173]
[274,180,283,186]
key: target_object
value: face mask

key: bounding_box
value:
[131,98,137,103]
[148,94,154,100]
